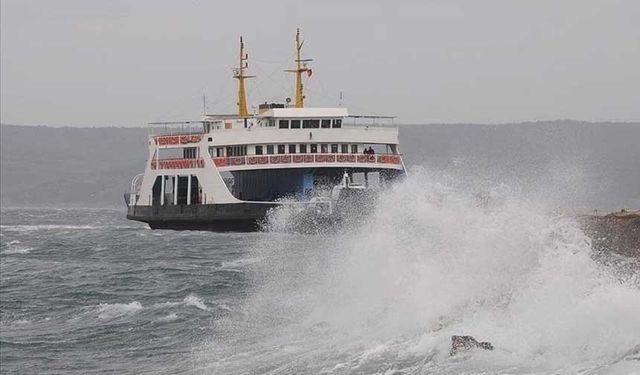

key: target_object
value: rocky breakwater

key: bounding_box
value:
[577,210,640,258]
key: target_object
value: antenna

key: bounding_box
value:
[202,93,207,114]
[285,28,313,108]
[339,91,343,107]
[233,36,255,117]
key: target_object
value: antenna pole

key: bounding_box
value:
[285,28,312,108]
[234,36,255,117]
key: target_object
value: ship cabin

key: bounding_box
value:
[144,105,403,204]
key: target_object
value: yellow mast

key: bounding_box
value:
[285,28,312,108]
[233,36,254,117]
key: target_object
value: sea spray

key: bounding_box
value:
[202,169,640,373]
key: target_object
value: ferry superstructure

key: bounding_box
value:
[126,30,406,230]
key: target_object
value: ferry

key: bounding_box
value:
[125,30,406,231]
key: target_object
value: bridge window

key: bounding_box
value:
[351,144,358,153]
[216,147,224,157]
[277,144,285,154]
[321,119,331,128]
[300,144,307,153]
[341,144,348,153]
[310,144,318,153]
[320,144,328,153]
[331,144,338,153]
[333,119,342,128]
[303,119,320,128]
[279,120,289,129]
[255,145,263,155]
[291,120,301,129]
[288,144,296,153]
[266,145,274,154]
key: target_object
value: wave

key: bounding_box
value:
[203,169,640,373]
[183,294,209,311]
[0,224,141,233]
[0,224,99,232]
[219,257,262,270]
[2,239,33,254]
[156,313,179,322]
[95,295,210,321]
[97,301,143,320]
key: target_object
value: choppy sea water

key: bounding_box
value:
[2,172,640,374]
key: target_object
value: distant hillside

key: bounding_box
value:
[1,122,639,209]
[1,125,147,207]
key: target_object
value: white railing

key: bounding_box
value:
[128,173,144,206]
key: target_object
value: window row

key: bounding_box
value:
[209,146,247,157]
[278,119,342,129]
[210,144,361,157]
[255,143,358,155]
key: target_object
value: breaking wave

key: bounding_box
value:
[96,294,210,320]
[0,224,99,232]
[201,169,640,373]
[97,301,143,320]
[183,294,209,311]
[2,240,33,254]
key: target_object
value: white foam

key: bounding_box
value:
[0,224,97,232]
[3,246,33,254]
[183,294,209,311]
[97,301,143,319]
[220,257,261,270]
[156,313,179,322]
[216,169,640,373]
[3,240,33,254]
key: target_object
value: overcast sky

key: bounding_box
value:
[1,0,639,126]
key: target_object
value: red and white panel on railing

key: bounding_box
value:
[150,159,205,169]
[211,153,401,168]
[154,134,203,146]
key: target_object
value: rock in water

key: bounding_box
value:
[450,335,494,356]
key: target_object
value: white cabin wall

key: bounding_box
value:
[207,128,398,147]
[136,137,160,206]
[135,138,240,206]
[197,142,240,204]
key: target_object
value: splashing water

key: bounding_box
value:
[198,169,640,374]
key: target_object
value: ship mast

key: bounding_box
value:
[286,28,313,108]
[233,36,254,117]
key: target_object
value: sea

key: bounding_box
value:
[2,123,640,374]
[2,168,640,374]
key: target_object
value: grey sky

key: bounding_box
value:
[1,0,639,126]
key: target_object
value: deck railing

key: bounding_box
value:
[150,158,205,170]
[212,153,402,167]
[151,153,402,170]
[153,134,203,145]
